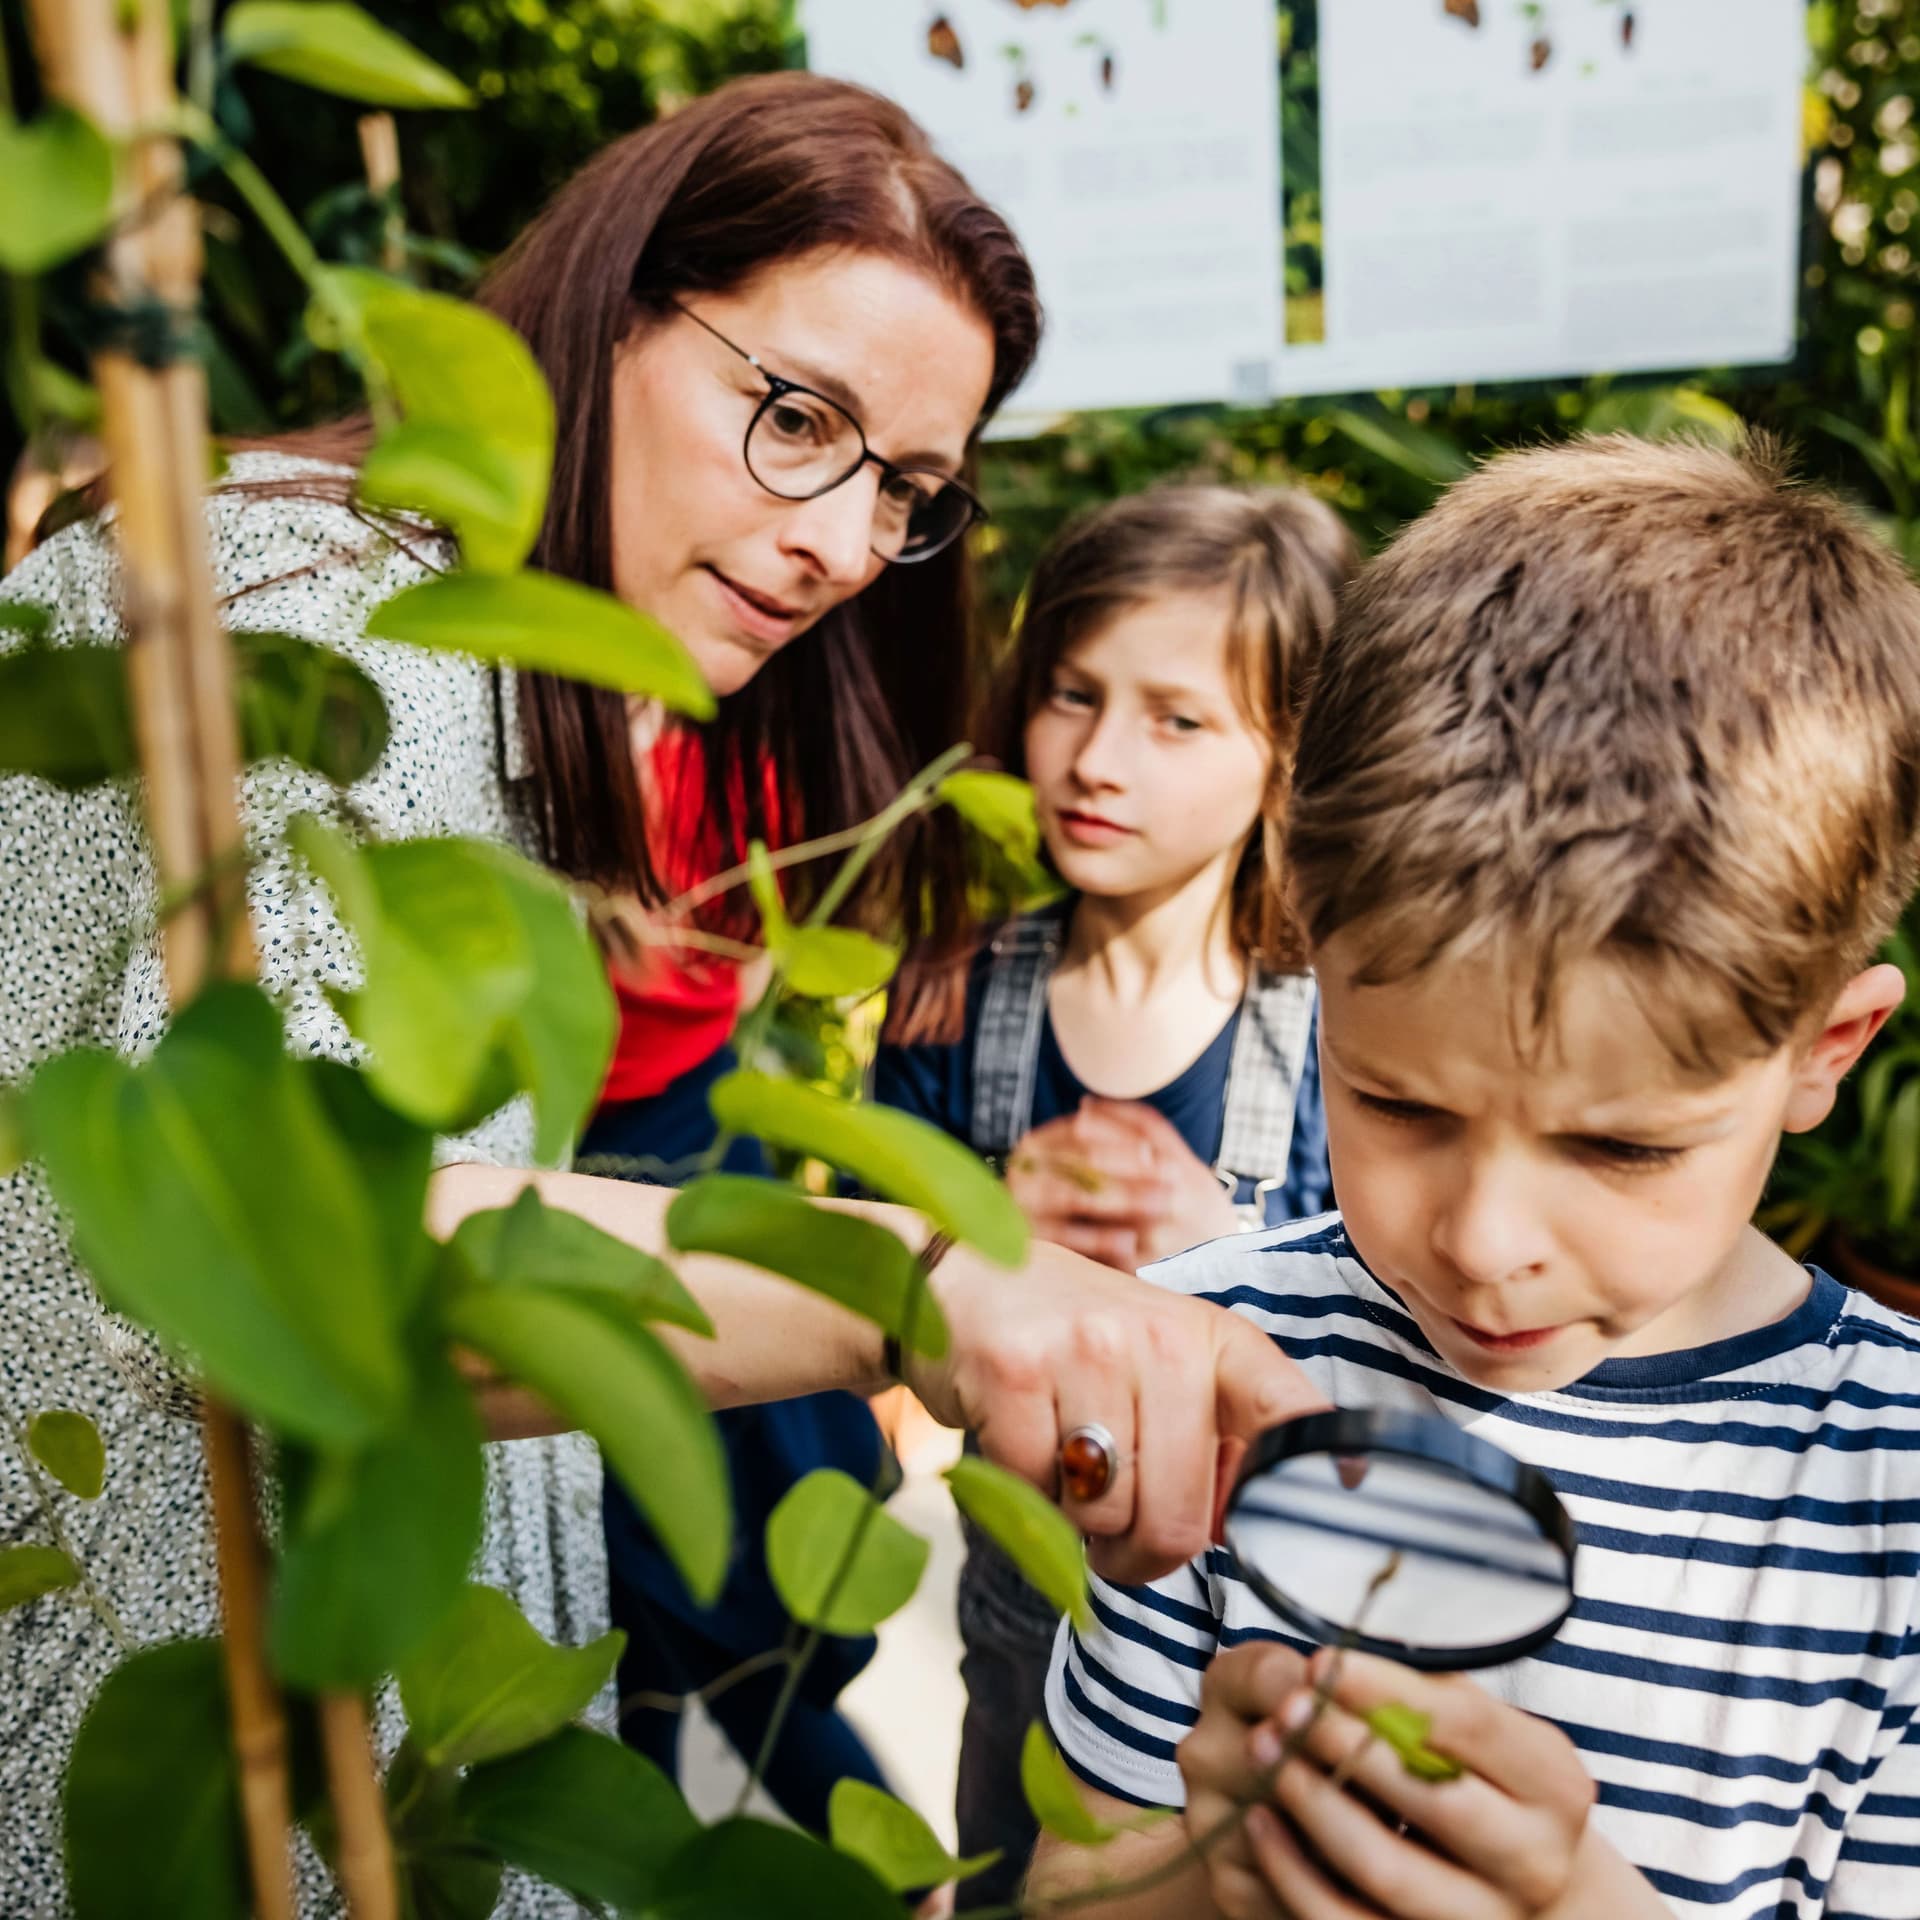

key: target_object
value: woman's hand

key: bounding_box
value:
[919,1237,1327,1587]
[1006,1098,1239,1272]
[1239,1648,1617,1920]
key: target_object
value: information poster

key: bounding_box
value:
[801,1,1807,416]
[800,0,1284,415]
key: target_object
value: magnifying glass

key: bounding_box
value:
[1222,1408,1577,1671]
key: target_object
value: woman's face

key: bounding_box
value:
[607,248,997,698]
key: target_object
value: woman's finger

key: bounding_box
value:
[1270,1749,1504,1920]
[1052,1311,1142,1534]
[1242,1805,1384,1920]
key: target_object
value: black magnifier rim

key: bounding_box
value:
[1224,1408,1578,1672]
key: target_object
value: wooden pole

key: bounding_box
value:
[355,113,406,277]
[23,4,398,1915]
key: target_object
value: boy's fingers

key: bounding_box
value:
[1308,1650,1589,1811]
[1203,1641,1313,1729]
[1269,1754,1501,1920]
[1241,1805,1379,1920]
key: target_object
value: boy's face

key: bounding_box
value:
[1313,935,1900,1392]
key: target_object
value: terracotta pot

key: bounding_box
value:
[1826,1231,1920,1319]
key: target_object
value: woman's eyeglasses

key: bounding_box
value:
[671,301,986,565]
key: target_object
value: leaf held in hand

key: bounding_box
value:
[1364,1701,1464,1782]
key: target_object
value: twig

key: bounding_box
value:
[0,1390,129,1653]
[618,1645,795,1722]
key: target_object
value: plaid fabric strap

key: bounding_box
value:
[1216,968,1318,1222]
[968,904,1071,1160]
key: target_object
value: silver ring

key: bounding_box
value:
[1059,1422,1120,1503]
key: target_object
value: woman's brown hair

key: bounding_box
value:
[994,481,1356,969]
[255,74,1040,964]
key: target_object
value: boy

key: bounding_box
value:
[1028,437,1920,1919]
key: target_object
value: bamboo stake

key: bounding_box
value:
[25,5,398,1915]
[355,113,406,277]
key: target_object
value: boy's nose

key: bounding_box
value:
[1427,1155,1552,1292]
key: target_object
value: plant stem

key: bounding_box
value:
[0,1397,129,1653]
[618,1645,794,1722]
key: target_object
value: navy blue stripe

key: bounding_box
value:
[1059,1657,1179,1765]
[1557,1717,1877,1789]
[1643,1850,1827,1906]
[1570,1595,1911,1661]
[1572,1519,1920,1579]
[1084,1588,1213,1672]
[1072,1642,1199,1732]
[1830,1837,1920,1866]
[1859,1791,1920,1818]
[1538,1639,1888,1711]
[1095,1575,1217,1637]
[1041,1696,1166,1811]
[1548,1464,1920,1529]
[1595,1779,1849,1833]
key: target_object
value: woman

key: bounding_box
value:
[0,73,1320,1915]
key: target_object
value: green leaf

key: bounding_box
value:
[0,109,114,275]
[386,1741,503,1920]
[0,1084,22,1178]
[708,1072,1028,1266]
[231,630,390,785]
[1020,1721,1121,1846]
[292,824,614,1162]
[1364,1701,1464,1782]
[223,2,473,107]
[24,984,413,1447]
[27,1409,105,1499]
[64,1641,249,1920]
[642,1818,902,1920]
[458,1727,698,1910]
[746,839,788,939]
[321,271,553,573]
[365,570,714,717]
[1329,407,1471,489]
[398,1584,623,1772]
[1884,1078,1920,1223]
[938,770,1045,864]
[450,1186,711,1334]
[766,1468,930,1636]
[269,1347,485,1689]
[667,1177,947,1357]
[442,1286,729,1604]
[1580,386,1744,448]
[0,599,54,639]
[0,1543,80,1611]
[778,925,901,1000]
[827,1778,999,1894]
[0,644,136,789]
[945,1456,1089,1632]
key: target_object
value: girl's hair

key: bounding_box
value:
[994,480,1357,968]
[249,73,1041,960]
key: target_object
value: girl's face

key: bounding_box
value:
[606,248,996,699]
[1023,592,1274,908]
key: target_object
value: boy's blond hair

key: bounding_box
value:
[1287,435,1920,1069]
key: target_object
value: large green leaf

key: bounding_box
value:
[365,570,714,718]
[65,1641,249,1920]
[269,1347,486,1689]
[442,1287,729,1604]
[0,1085,22,1178]
[937,770,1045,864]
[458,1727,697,1910]
[449,1185,710,1335]
[641,1819,902,1920]
[386,1741,504,1920]
[766,1468,929,1636]
[1885,1078,1920,1223]
[0,644,135,789]
[0,1544,79,1611]
[1328,408,1471,489]
[779,925,901,1000]
[232,630,390,785]
[828,1778,999,1894]
[666,1176,948,1358]
[27,1409,105,1499]
[0,109,114,275]
[1019,1720,1122,1846]
[292,824,613,1162]
[945,1457,1089,1632]
[398,1585,623,1773]
[707,1072,1027,1266]
[24,984,411,1446]
[322,270,552,573]
[223,2,472,108]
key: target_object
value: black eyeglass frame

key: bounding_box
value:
[670,300,988,565]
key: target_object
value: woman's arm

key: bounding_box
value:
[429,1161,1326,1587]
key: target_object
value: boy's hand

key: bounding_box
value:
[1244,1648,1598,1920]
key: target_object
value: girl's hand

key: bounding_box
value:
[1244,1648,1605,1920]
[1005,1103,1171,1270]
[1085,1098,1244,1265]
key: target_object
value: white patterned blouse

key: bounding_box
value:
[0,454,609,1917]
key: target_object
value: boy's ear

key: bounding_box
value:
[1780,963,1908,1136]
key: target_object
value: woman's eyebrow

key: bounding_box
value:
[767,349,964,475]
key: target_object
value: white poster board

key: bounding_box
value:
[801,2,1807,417]
[1285,0,1807,396]
[800,0,1283,416]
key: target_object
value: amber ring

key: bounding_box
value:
[1059,1422,1121,1503]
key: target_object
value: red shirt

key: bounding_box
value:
[598,729,776,1106]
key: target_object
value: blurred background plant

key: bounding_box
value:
[3,0,1913,1274]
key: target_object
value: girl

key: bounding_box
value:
[873,482,1356,1910]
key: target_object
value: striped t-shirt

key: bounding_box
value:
[1044,1216,1920,1919]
